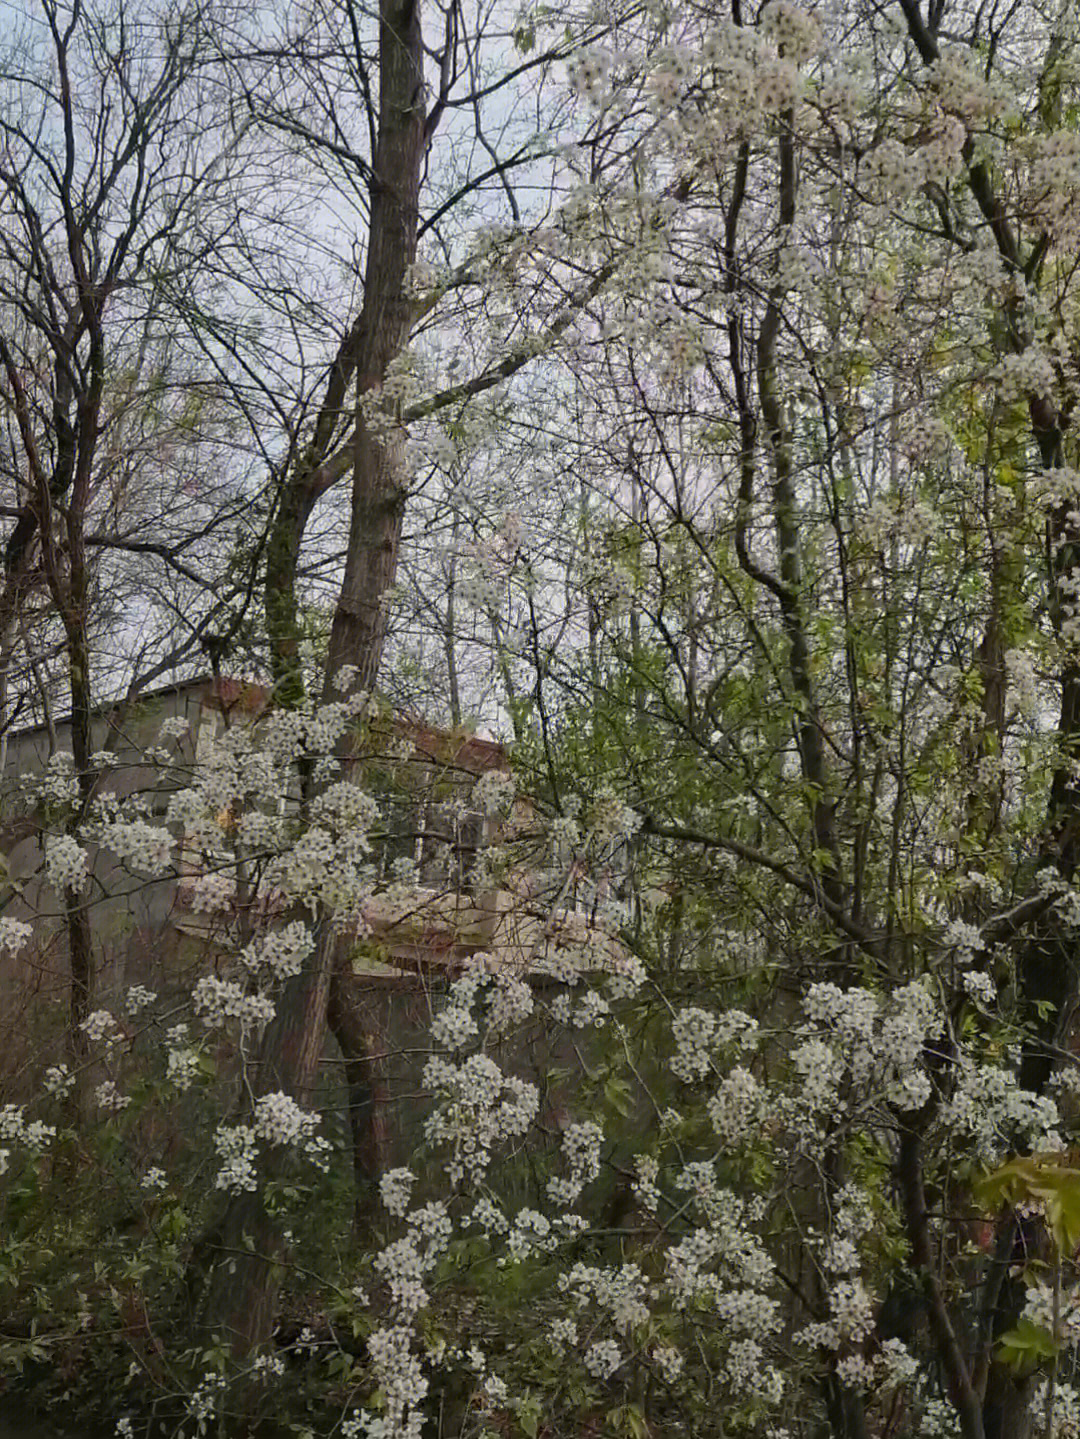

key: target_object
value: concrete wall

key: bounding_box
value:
[0,681,217,1089]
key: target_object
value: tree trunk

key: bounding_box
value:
[209,0,429,1353]
[328,957,390,1230]
[199,923,337,1351]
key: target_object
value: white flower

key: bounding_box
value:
[158,715,190,741]
[761,0,821,64]
[963,970,997,1005]
[188,872,236,913]
[32,752,79,805]
[548,1317,578,1354]
[97,819,173,876]
[944,918,984,962]
[125,985,157,1014]
[588,787,641,841]
[213,1124,258,1192]
[95,1081,131,1113]
[253,1091,320,1147]
[708,1066,763,1145]
[653,1345,683,1382]
[487,976,534,1034]
[475,769,516,815]
[380,1168,417,1218]
[583,1339,621,1379]
[43,1064,74,1099]
[193,977,275,1029]
[141,1167,167,1191]
[634,1154,660,1212]
[879,1337,919,1387]
[829,1278,875,1342]
[240,922,314,981]
[431,1004,478,1050]
[312,783,379,836]
[470,1196,507,1236]
[45,833,89,893]
[166,1047,200,1091]
[792,1037,844,1113]
[81,1010,119,1043]
[0,919,32,955]
[670,1007,716,1081]
[507,1208,554,1260]
[0,1104,55,1150]
[423,1053,539,1185]
[332,665,361,694]
[573,991,610,1029]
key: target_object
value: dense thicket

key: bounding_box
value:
[4,4,1080,1439]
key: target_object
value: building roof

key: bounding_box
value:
[8,672,508,774]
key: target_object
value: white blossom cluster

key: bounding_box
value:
[547,1120,603,1206]
[927,54,1004,124]
[548,987,611,1028]
[238,921,313,981]
[362,1325,427,1439]
[187,871,237,914]
[95,1080,131,1113]
[942,1059,1061,1160]
[213,1124,258,1192]
[0,1102,55,1154]
[474,768,516,815]
[380,1167,417,1218]
[24,751,79,807]
[157,716,190,743]
[96,819,173,876]
[42,1064,74,1099]
[582,1339,621,1379]
[423,1052,539,1185]
[193,976,275,1030]
[587,786,641,841]
[0,918,31,955]
[669,1004,758,1083]
[159,699,373,932]
[759,0,821,66]
[506,1206,556,1260]
[1024,1282,1080,1349]
[252,1091,320,1148]
[1028,131,1080,241]
[559,1260,650,1335]
[45,833,90,893]
[81,1009,120,1044]
[942,917,984,962]
[124,985,157,1014]
[1032,1381,1080,1439]
[996,346,1057,403]
[860,493,941,550]
[165,1040,201,1092]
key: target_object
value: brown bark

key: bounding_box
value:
[328,957,390,1229]
[207,0,429,1353]
[322,0,426,695]
[199,920,338,1352]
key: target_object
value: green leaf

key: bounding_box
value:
[517,1396,541,1439]
[997,1318,1059,1374]
[603,1076,632,1118]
